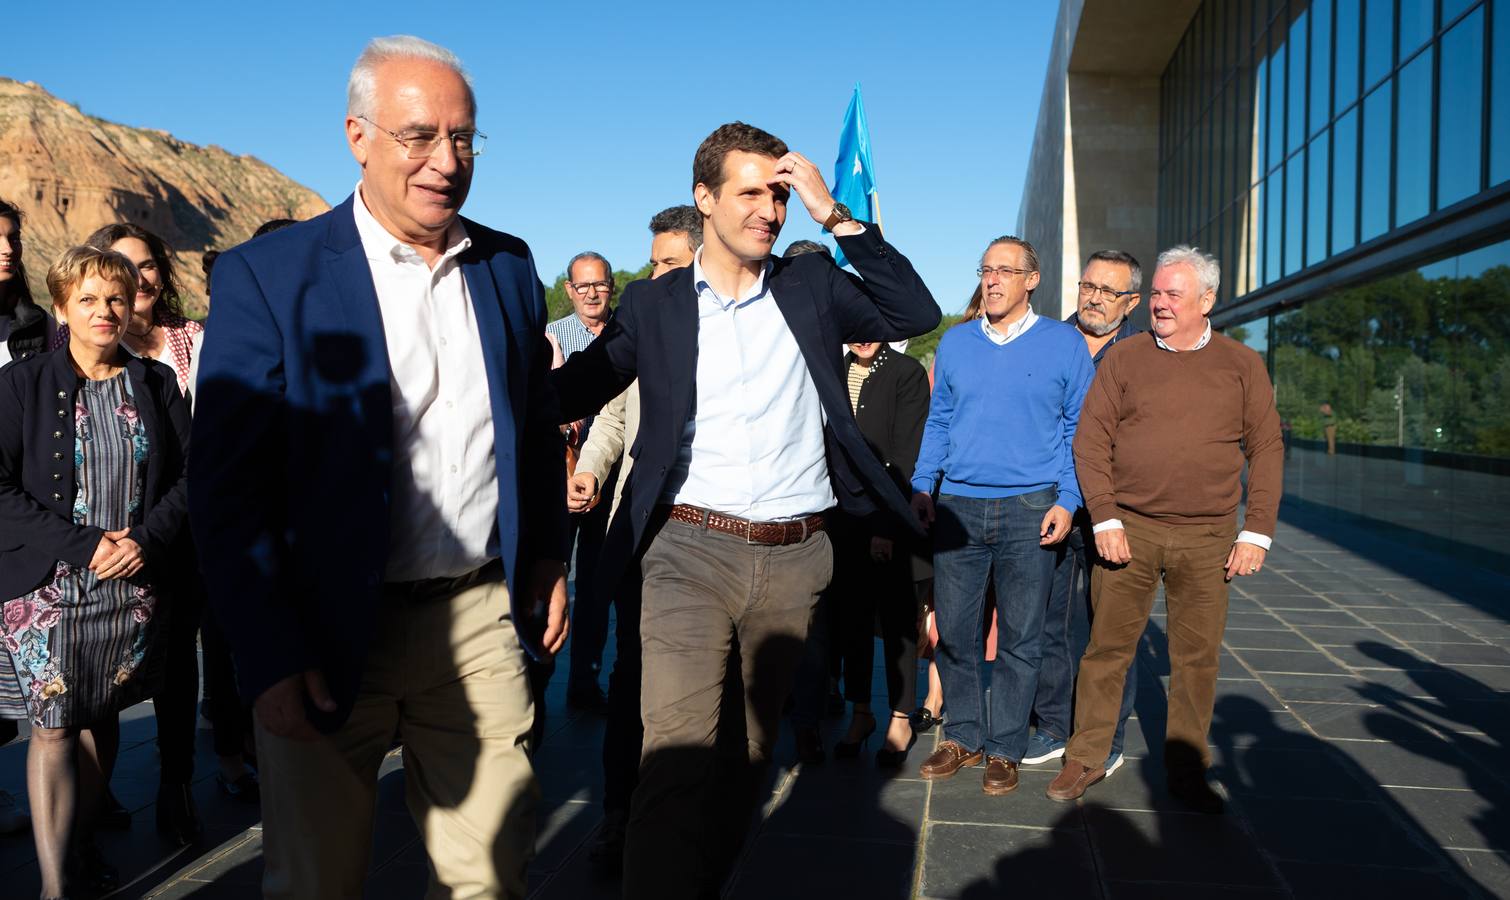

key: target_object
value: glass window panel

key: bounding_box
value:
[1441,0,1475,22]
[1335,0,1363,110]
[1246,183,1264,292]
[1438,9,1484,207]
[1334,108,1359,251]
[1308,131,1331,264]
[1360,83,1393,242]
[1266,169,1286,283]
[1228,0,1243,72]
[1364,0,1395,89]
[1256,51,1270,175]
[1398,0,1435,60]
[1311,0,1333,136]
[1493,0,1510,184]
[1289,8,1310,154]
[1286,151,1306,275]
[1269,30,1288,172]
[1396,48,1433,226]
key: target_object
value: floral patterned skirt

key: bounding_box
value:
[0,561,164,727]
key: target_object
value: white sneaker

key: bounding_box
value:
[1103,752,1125,779]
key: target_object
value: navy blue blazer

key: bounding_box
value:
[550,224,941,590]
[0,350,191,600]
[189,195,569,728]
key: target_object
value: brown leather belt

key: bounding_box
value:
[663,504,825,546]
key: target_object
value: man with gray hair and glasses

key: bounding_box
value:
[1047,245,1282,814]
[191,35,569,898]
[1024,250,1144,774]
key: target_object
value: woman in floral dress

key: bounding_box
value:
[0,246,190,900]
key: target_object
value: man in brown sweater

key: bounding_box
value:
[1046,245,1283,813]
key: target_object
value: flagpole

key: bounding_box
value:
[871,191,883,235]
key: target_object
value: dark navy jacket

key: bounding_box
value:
[189,195,569,729]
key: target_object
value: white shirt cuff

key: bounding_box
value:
[1093,519,1124,533]
[1236,531,1272,550]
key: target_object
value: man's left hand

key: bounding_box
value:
[522,560,569,658]
[1039,506,1072,546]
[1225,541,1267,581]
[772,152,863,236]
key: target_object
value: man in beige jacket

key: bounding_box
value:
[571,204,700,873]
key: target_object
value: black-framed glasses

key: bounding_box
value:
[1077,281,1136,301]
[569,280,613,295]
[358,115,487,159]
[977,265,1033,278]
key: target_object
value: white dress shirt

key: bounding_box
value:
[981,307,1039,345]
[353,186,499,580]
[663,249,835,520]
[1093,317,1270,550]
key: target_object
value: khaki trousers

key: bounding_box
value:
[254,573,537,900]
[1065,512,1234,773]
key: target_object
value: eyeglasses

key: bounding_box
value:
[569,280,613,295]
[1077,281,1136,301]
[977,265,1033,278]
[358,115,487,159]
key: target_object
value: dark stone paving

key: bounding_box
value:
[2,511,1509,898]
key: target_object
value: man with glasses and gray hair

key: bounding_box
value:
[1048,245,1282,814]
[1024,250,1144,775]
[191,35,569,898]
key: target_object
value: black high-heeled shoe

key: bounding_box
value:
[156,782,203,846]
[909,706,943,732]
[833,711,876,759]
[794,727,826,765]
[67,835,118,893]
[877,714,918,769]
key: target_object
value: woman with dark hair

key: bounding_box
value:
[1,198,50,366]
[0,246,190,897]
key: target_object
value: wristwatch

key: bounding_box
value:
[822,202,853,233]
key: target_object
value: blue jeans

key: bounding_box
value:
[1034,523,1136,756]
[932,490,1058,761]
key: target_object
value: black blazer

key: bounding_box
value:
[3,301,49,364]
[551,224,941,589]
[846,345,931,539]
[0,349,191,600]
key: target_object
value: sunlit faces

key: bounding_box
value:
[848,341,880,361]
[347,57,475,247]
[58,275,134,354]
[1148,263,1215,348]
[1076,258,1140,338]
[978,243,1040,323]
[0,216,20,284]
[649,230,695,278]
[108,236,162,326]
[567,257,614,324]
[695,151,787,263]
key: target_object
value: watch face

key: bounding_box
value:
[834,202,852,221]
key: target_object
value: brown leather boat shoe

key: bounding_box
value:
[918,740,984,780]
[1045,758,1107,802]
[982,756,1019,796]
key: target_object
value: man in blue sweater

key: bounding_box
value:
[911,235,1095,796]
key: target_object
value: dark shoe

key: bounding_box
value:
[67,836,119,892]
[794,727,826,765]
[834,711,876,759]
[587,809,627,874]
[909,707,943,732]
[156,783,203,846]
[1168,771,1225,814]
[566,682,609,711]
[96,789,131,831]
[217,771,260,803]
[982,756,1020,796]
[1046,759,1107,802]
[918,740,984,780]
[876,715,917,769]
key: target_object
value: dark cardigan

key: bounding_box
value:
[0,348,191,600]
[844,344,931,539]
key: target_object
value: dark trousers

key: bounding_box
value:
[832,518,920,714]
[201,610,251,759]
[1034,522,1136,756]
[156,587,203,785]
[567,496,613,687]
[624,515,832,900]
[602,563,643,814]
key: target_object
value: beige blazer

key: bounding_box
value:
[576,379,640,520]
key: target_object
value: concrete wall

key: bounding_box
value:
[1017,0,1082,319]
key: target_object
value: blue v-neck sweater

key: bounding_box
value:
[911,317,1095,510]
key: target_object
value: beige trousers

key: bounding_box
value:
[254,574,537,900]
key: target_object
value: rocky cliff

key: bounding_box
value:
[0,77,328,316]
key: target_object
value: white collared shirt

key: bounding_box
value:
[981,307,1039,345]
[1094,317,1270,550]
[662,248,835,519]
[352,185,499,580]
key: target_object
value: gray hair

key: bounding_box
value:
[648,205,703,251]
[1156,245,1220,296]
[347,36,474,122]
[981,235,1039,273]
[782,240,831,259]
[1085,249,1143,292]
[566,251,612,282]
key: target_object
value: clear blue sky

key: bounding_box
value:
[6,1,1056,313]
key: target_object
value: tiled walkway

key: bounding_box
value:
[1,508,1507,898]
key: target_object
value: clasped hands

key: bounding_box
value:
[90,529,144,581]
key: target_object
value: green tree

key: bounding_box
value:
[545,262,654,322]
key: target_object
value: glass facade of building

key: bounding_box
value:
[1158,0,1510,567]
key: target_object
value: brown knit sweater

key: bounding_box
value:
[1073,330,1284,535]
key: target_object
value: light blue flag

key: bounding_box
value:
[832,85,877,268]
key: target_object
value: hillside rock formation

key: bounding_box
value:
[0,77,328,315]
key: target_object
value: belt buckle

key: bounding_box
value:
[744,517,756,545]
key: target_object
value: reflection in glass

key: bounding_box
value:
[1268,33,1287,174]
[1363,0,1394,89]
[1334,109,1359,253]
[1256,52,1270,176]
[1441,0,1476,22]
[1438,10,1484,208]
[1493,0,1510,184]
[1335,0,1362,111]
[1310,0,1333,136]
[1395,49,1432,226]
[1266,169,1285,284]
[1288,9,1309,155]
[1286,152,1306,276]
[1361,83,1393,242]
[1308,131,1331,265]
[1398,0,1434,60]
